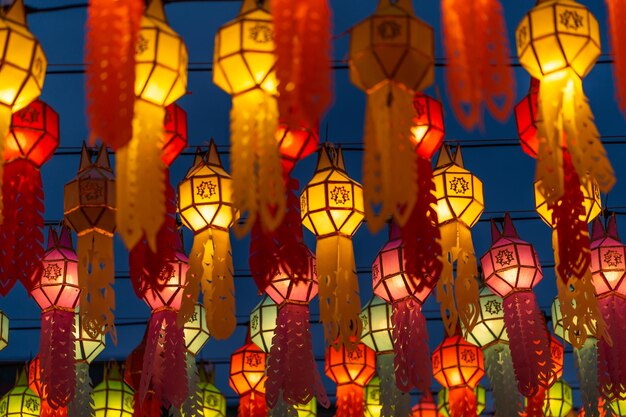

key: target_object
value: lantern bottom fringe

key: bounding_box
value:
[598,295,626,401]
[448,387,477,417]
[484,344,522,417]
[575,338,600,417]
[268,392,297,417]
[377,353,410,417]
[182,354,202,417]
[239,392,268,417]
[335,384,364,417]
[69,362,93,417]
[40,309,76,409]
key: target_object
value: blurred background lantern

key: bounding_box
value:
[199,381,226,417]
[433,145,483,335]
[184,303,210,356]
[431,334,484,417]
[515,78,540,158]
[411,396,438,417]
[92,364,134,417]
[64,144,115,341]
[301,144,364,350]
[0,310,8,352]
[349,0,434,232]
[275,126,319,174]
[0,369,41,417]
[325,342,376,417]
[181,304,211,417]
[178,142,237,340]
[30,227,79,409]
[544,380,574,417]
[364,376,381,417]
[28,356,67,417]
[162,103,187,167]
[535,178,602,228]
[437,385,487,417]
[249,296,277,354]
[294,399,317,417]
[411,93,444,158]
[229,338,268,417]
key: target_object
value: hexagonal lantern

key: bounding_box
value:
[432,335,484,392]
[73,309,105,363]
[92,365,135,417]
[0,370,40,417]
[229,340,267,396]
[364,376,381,417]
[360,296,393,354]
[161,102,187,167]
[265,248,318,305]
[535,178,601,227]
[590,216,626,298]
[463,287,508,348]
[141,239,188,311]
[5,99,58,167]
[183,303,210,356]
[249,295,277,353]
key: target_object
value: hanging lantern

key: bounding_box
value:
[116,0,188,251]
[515,78,541,158]
[0,370,40,417]
[30,227,79,409]
[92,364,135,417]
[181,304,210,417]
[411,397,438,417]
[0,99,58,296]
[462,287,522,417]
[64,144,115,341]
[364,376,381,417]
[433,145,483,335]
[177,141,237,339]
[264,250,328,409]
[544,380,573,417]
[349,0,434,231]
[162,103,187,167]
[198,381,226,417]
[229,339,268,417]
[431,335,484,417]
[275,126,319,174]
[0,310,8,352]
[436,386,487,417]
[606,0,626,116]
[325,342,376,417]
[301,144,364,350]
[360,297,410,417]
[28,357,67,417]
[535,177,602,227]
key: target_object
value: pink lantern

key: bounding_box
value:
[31,227,80,409]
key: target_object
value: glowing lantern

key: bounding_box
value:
[116,0,188,252]
[544,380,573,417]
[64,144,115,340]
[198,382,226,417]
[276,126,319,174]
[295,400,317,417]
[250,296,277,353]
[611,398,626,417]
[432,335,484,417]
[0,310,8,352]
[162,103,187,166]
[181,305,210,417]
[411,93,444,158]
[515,78,541,158]
[28,357,67,417]
[364,376,381,417]
[301,144,364,349]
[229,340,268,417]
[349,0,434,231]
[178,142,237,340]
[437,386,487,417]
[411,397,438,417]
[535,179,602,227]
[0,370,41,417]
[433,145,483,335]
[325,342,376,417]
[92,365,135,417]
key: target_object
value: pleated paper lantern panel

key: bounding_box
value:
[360,296,393,354]
[92,365,135,417]
[249,296,277,353]
[183,303,210,356]
[199,382,226,417]
[0,371,40,417]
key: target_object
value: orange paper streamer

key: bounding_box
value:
[607,0,626,115]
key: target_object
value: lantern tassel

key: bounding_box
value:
[239,392,268,417]
[40,309,76,409]
[376,352,410,417]
[502,291,552,397]
[483,344,522,417]
[524,387,545,417]
[116,99,166,251]
[335,385,364,417]
[316,235,362,351]
[574,338,600,417]
[69,362,94,417]
[181,354,202,417]
[607,0,626,115]
[447,387,477,417]
[598,295,626,400]
[392,298,431,393]
[363,84,417,232]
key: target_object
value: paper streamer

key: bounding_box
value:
[575,338,600,417]
[376,353,410,417]
[40,309,76,409]
[69,362,94,417]
[181,354,202,417]
[483,344,522,417]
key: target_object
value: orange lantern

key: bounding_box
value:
[275,125,319,174]
[230,339,268,417]
[431,335,484,417]
[28,357,67,417]
[411,397,438,417]
[325,342,376,417]
[411,93,444,159]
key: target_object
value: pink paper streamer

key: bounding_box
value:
[40,309,76,408]
[392,298,431,393]
[598,295,626,400]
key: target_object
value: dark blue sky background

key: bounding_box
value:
[2,0,626,411]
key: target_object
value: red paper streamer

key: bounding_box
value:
[524,387,545,417]
[125,334,164,417]
[607,0,626,115]
[29,357,68,417]
[335,385,364,417]
[448,387,477,417]
[598,295,626,400]
[238,392,268,417]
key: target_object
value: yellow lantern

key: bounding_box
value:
[249,295,277,353]
[92,364,135,417]
[116,0,188,251]
[301,144,364,349]
[0,310,8,352]
[364,376,382,417]
[544,380,573,417]
[0,370,40,417]
[611,397,626,416]
[433,145,483,335]
[198,382,226,417]
[73,309,105,364]
[213,0,284,234]
[295,399,317,417]
[535,178,601,227]
[183,303,211,356]
[349,0,435,230]
[178,142,237,340]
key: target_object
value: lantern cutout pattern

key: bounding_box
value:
[552,297,599,417]
[431,335,484,417]
[325,342,376,417]
[31,227,79,409]
[178,141,237,340]
[230,339,269,417]
[92,364,135,417]
[590,216,626,401]
[301,144,364,350]
[64,144,115,342]
[0,99,58,296]
[69,309,105,417]
[462,287,522,417]
[28,357,67,417]
[523,335,565,417]
[213,0,284,235]
[116,0,188,252]
[480,214,553,399]
[124,331,159,417]
[349,0,434,232]
[411,397,438,417]
[371,224,434,394]
[436,386,487,417]
[265,251,329,409]
[433,145,483,335]
[0,370,40,417]
[0,0,47,225]
[364,376,381,417]
[182,304,211,417]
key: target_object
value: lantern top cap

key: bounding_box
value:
[435,145,463,169]
[316,143,346,173]
[490,213,519,243]
[46,226,73,250]
[105,361,124,381]
[592,215,620,242]
[146,0,167,22]
[5,0,26,25]
[240,0,268,14]
[79,143,111,173]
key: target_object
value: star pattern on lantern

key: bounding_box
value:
[348,346,364,361]
[449,177,469,194]
[136,34,149,54]
[246,352,263,367]
[80,181,105,201]
[124,395,135,410]
[495,249,515,267]
[43,263,63,282]
[461,348,476,364]
[205,394,218,407]
[330,185,351,204]
[485,299,502,315]
[517,26,528,49]
[16,106,40,123]
[377,20,401,40]
[24,398,39,413]
[559,10,584,30]
[604,250,623,267]
[196,180,217,199]
[188,311,198,323]
[250,313,259,331]
[249,23,272,43]
[360,313,369,329]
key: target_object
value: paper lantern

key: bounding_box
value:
[544,380,573,417]
[92,365,135,417]
[611,397,626,417]
[515,78,541,158]
[229,340,268,417]
[437,386,487,417]
[349,0,434,231]
[73,309,105,364]
[535,178,602,227]
[178,142,237,340]
[275,126,319,174]
[28,357,67,417]
[433,145,483,335]
[162,103,187,166]
[64,144,115,340]
[0,370,40,417]
[295,399,317,417]
[0,310,8,352]
[411,397,438,417]
[432,335,484,417]
[183,303,210,356]
[250,296,277,353]
[411,93,444,159]
[364,376,381,417]
[301,144,364,350]
[181,308,210,417]
[198,382,226,417]
[325,342,376,417]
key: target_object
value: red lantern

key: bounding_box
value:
[431,335,484,417]
[230,339,268,417]
[411,397,438,417]
[514,78,540,158]
[162,103,187,167]
[325,342,376,417]
[28,356,68,417]
[0,99,59,296]
[411,93,444,159]
[30,227,79,409]
[275,125,318,174]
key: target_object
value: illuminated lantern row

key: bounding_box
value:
[433,145,483,335]
[589,216,626,402]
[436,385,486,417]
[92,365,135,417]
[349,0,434,232]
[178,142,237,340]
[371,224,434,394]
[0,369,41,417]
[301,145,364,350]
[182,304,211,417]
[523,335,564,417]
[31,227,79,409]
[28,357,67,417]
[462,287,521,417]
[64,144,115,341]
[431,335,484,417]
[325,342,376,417]
[230,339,268,417]
[480,214,552,399]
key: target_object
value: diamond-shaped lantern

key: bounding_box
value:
[360,297,393,354]
[463,287,508,348]
[183,303,210,356]
[249,296,277,353]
